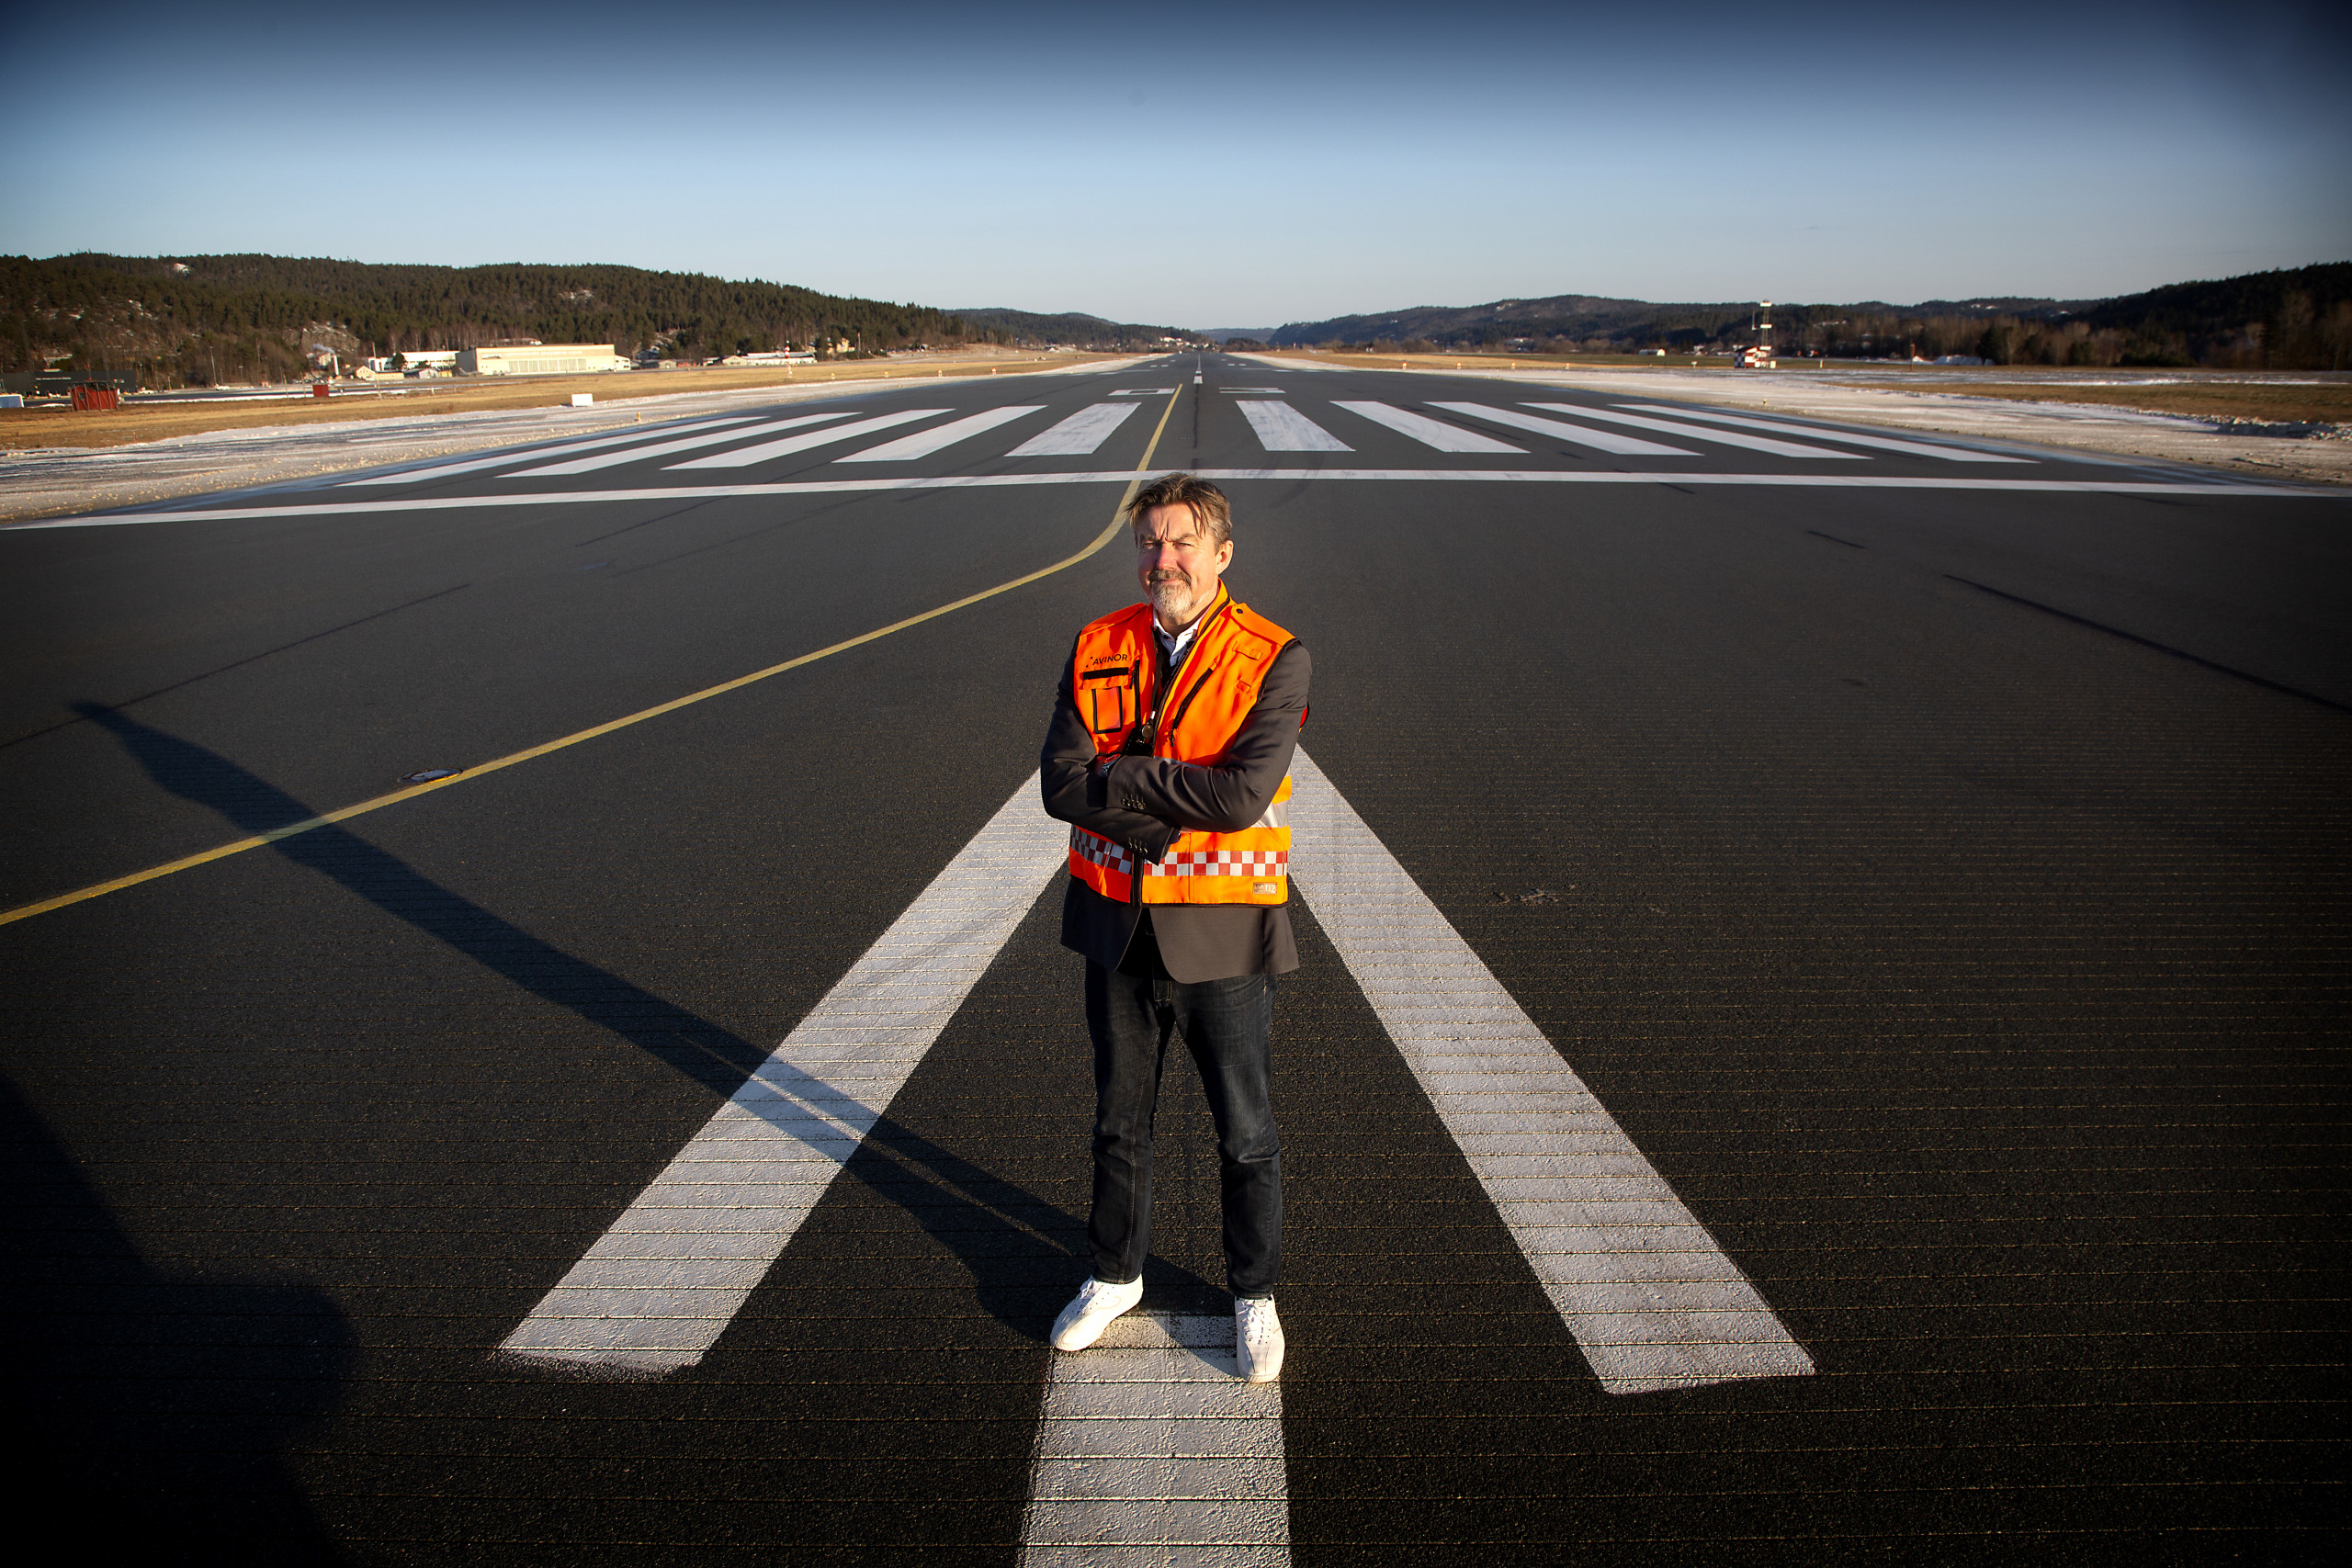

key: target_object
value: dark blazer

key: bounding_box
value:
[1039,604,1311,983]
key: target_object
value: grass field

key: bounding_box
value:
[0,351,1124,452]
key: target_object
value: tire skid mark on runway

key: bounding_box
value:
[1021,1314,1289,1567]
[497,773,1070,1372]
[1287,750,1817,1393]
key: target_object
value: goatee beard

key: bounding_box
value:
[1149,580,1193,620]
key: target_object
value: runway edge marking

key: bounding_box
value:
[1288,750,1816,1393]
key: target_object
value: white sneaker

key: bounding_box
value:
[1051,1276,1143,1351]
[1235,1296,1283,1382]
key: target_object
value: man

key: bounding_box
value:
[1038,472,1310,1383]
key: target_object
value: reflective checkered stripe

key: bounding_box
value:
[1070,829,1135,879]
[1146,849,1290,878]
[1067,798,1291,908]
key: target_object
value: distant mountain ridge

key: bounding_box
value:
[1265,264,2350,368]
[946,307,1189,346]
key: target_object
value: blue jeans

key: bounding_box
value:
[1084,956,1282,1297]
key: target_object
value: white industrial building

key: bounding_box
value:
[458,344,630,376]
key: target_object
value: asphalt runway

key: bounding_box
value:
[4,355,2346,1563]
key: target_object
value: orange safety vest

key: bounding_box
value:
[1068,587,1296,907]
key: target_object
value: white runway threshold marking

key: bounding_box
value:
[1008,402,1144,456]
[340,415,763,485]
[667,408,951,468]
[1286,750,1815,1393]
[497,774,1069,1372]
[1427,401,1699,457]
[503,412,856,476]
[1616,403,2027,463]
[1020,1314,1288,1567]
[1236,402,1351,452]
[1332,400,1525,454]
[1524,403,1862,459]
[837,405,1042,462]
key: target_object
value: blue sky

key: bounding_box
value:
[5,1,2346,327]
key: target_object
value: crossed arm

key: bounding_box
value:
[1039,638,1311,860]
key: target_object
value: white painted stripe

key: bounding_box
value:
[1007,403,1143,457]
[1021,1314,1287,1567]
[1287,750,1815,1393]
[1110,388,1178,396]
[1219,388,1285,394]
[1236,402,1351,453]
[496,775,1068,1372]
[1525,403,1863,459]
[1616,403,2028,463]
[1227,353,1340,371]
[1332,400,1525,454]
[503,412,859,476]
[17,470,2332,529]
[668,408,950,469]
[1428,402,1700,457]
[340,416,764,485]
[835,405,1042,462]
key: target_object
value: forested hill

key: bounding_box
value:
[950,307,1184,345]
[0,254,1191,387]
[1270,262,2351,369]
[2080,262,2352,366]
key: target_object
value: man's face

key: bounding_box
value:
[1135,502,1234,631]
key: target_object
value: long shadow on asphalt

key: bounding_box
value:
[2,1074,355,1560]
[74,704,1100,1340]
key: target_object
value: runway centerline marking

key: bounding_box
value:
[1287,750,1815,1393]
[1020,1314,1288,1566]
